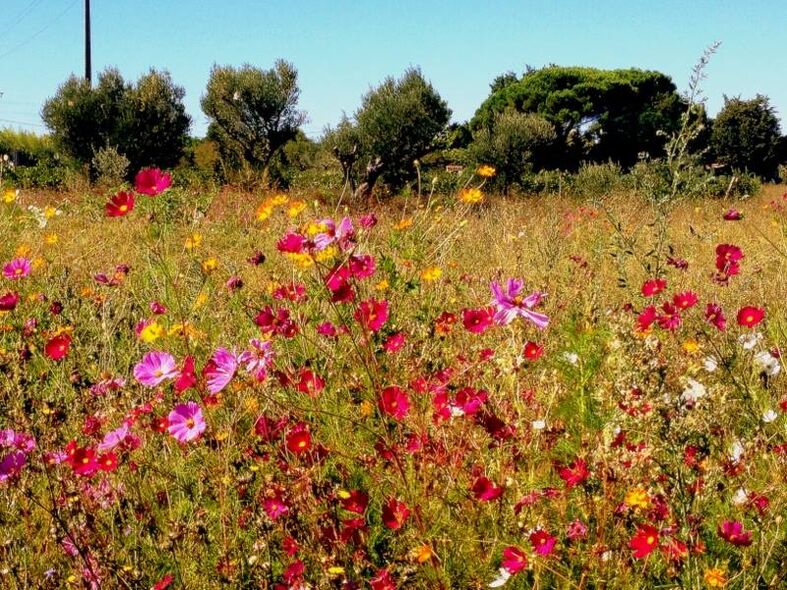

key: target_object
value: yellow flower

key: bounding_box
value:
[394,217,413,230]
[15,244,31,257]
[31,257,46,271]
[327,566,345,576]
[140,322,164,343]
[185,232,202,250]
[682,340,700,355]
[375,279,389,291]
[256,202,274,222]
[624,488,650,509]
[287,200,307,217]
[201,257,218,273]
[421,266,442,282]
[476,164,496,178]
[704,568,727,587]
[44,233,59,245]
[411,544,434,564]
[287,252,314,269]
[43,206,59,219]
[314,245,337,262]
[359,400,375,417]
[194,292,209,308]
[3,188,18,203]
[458,187,483,204]
[305,221,329,236]
[337,489,352,500]
[270,193,289,206]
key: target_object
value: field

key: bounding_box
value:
[1,176,786,589]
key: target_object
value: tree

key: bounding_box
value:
[468,110,556,193]
[710,95,782,179]
[471,66,684,169]
[41,68,190,173]
[201,60,305,180]
[327,68,451,199]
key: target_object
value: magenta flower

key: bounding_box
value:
[239,338,275,381]
[3,258,31,280]
[134,167,172,196]
[203,348,238,394]
[717,520,753,546]
[490,279,549,329]
[0,291,19,311]
[167,402,206,443]
[313,216,355,251]
[501,546,528,574]
[97,423,130,453]
[133,351,179,388]
[379,386,410,420]
[530,529,557,556]
[0,451,27,483]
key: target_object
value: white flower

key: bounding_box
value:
[532,419,546,430]
[754,350,781,377]
[703,356,718,372]
[762,409,778,423]
[738,332,763,350]
[488,568,511,588]
[731,488,748,505]
[730,440,744,463]
[680,378,706,405]
[563,352,579,366]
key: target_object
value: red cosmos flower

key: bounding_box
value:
[723,208,743,220]
[263,496,289,521]
[557,458,589,488]
[705,303,727,331]
[354,298,389,332]
[255,306,298,337]
[630,525,660,558]
[97,452,118,472]
[339,490,368,514]
[349,254,376,279]
[174,356,197,394]
[462,307,494,334]
[272,282,307,302]
[501,546,528,574]
[661,537,688,561]
[379,386,410,421]
[282,560,304,585]
[530,529,557,556]
[717,520,753,546]
[737,306,765,328]
[0,291,19,311]
[285,424,311,454]
[715,243,743,278]
[523,341,544,361]
[105,191,135,217]
[637,305,657,331]
[69,446,99,477]
[641,278,666,297]
[151,574,174,590]
[434,311,457,335]
[44,333,72,361]
[472,476,503,501]
[369,568,396,590]
[657,302,682,331]
[295,368,325,397]
[276,231,307,254]
[672,291,698,310]
[382,497,411,530]
[383,332,406,353]
[134,167,172,196]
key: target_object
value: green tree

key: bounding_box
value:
[468,110,556,193]
[472,66,684,169]
[41,68,190,174]
[710,95,782,179]
[327,68,451,199]
[201,60,305,180]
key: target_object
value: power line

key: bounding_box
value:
[0,0,78,60]
[0,117,45,128]
[0,0,47,38]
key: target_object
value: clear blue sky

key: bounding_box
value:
[1,0,785,139]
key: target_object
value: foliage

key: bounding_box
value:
[0,129,57,166]
[90,145,130,188]
[41,68,190,174]
[201,60,305,181]
[710,94,782,179]
[472,66,685,169]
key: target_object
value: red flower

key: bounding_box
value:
[715,243,743,279]
[672,291,698,310]
[472,476,503,501]
[0,291,19,311]
[69,446,99,477]
[462,307,494,334]
[295,368,325,397]
[637,305,657,331]
[370,568,396,590]
[383,332,406,353]
[630,525,660,558]
[382,497,411,530]
[523,341,544,361]
[97,452,118,472]
[134,167,172,196]
[717,520,753,546]
[657,302,682,331]
[705,303,727,331]
[530,529,557,556]
[45,333,72,361]
[105,191,135,217]
[276,231,307,254]
[723,208,743,220]
[379,386,410,421]
[501,546,528,574]
[152,574,174,590]
[557,458,589,488]
[174,356,197,393]
[354,298,389,332]
[285,424,311,454]
[339,490,368,514]
[641,278,666,297]
[737,306,765,328]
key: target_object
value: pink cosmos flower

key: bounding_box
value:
[501,546,528,574]
[313,216,355,251]
[3,258,31,280]
[355,298,389,332]
[134,167,172,196]
[263,496,290,521]
[203,348,238,394]
[641,278,666,297]
[239,338,275,381]
[566,519,588,541]
[657,302,682,331]
[530,529,557,556]
[167,402,206,443]
[383,332,406,353]
[133,351,179,388]
[490,278,549,329]
[723,208,743,220]
[637,305,657,331]
[349,254,376,279]
[462,307,495,333]
[276,231,308,254]
[672,291,698,310]
[717,520,753,546]
[379,386,410,420]
[705,303,727,331]
[97,423,129,453]
[0,451,27,483]
[0,291,20,311]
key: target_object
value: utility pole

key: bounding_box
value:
[84,0,91,85]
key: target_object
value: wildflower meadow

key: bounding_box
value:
[1,170,786,590]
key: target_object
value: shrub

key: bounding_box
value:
[91,145,129,188]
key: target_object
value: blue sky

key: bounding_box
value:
[1,0,785,138]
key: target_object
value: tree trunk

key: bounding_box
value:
[353,157,384,202]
